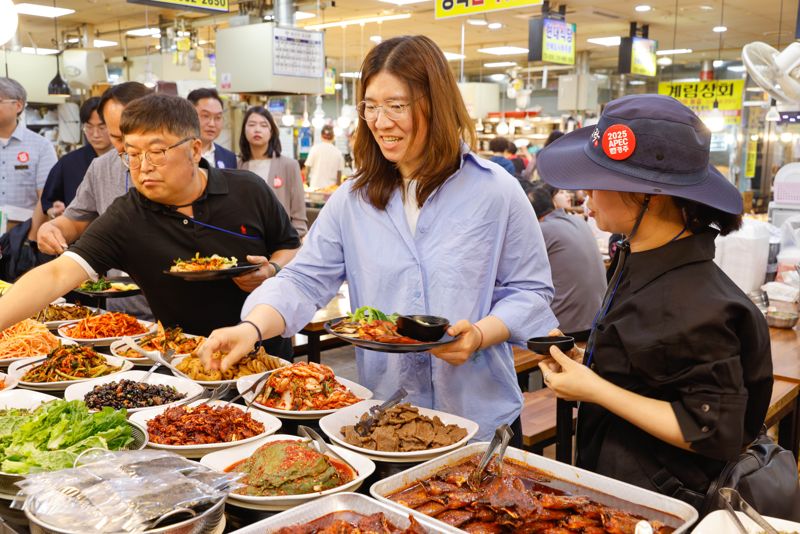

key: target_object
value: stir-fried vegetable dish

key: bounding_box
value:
[170,253,238,272]
[63,312,147,339]
[22,345,122,383]
[332,306,419,344]
[256,362,361,411]
[32,304,97,323]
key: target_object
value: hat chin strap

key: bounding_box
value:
[623,194,651,244]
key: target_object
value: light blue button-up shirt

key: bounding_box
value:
[243,148,557,440]
[0,122,57,214]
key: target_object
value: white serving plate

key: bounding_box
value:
[108,333,203,367]
[63,370,205,414]
[227,492,448,533]
[130,399,282,458]
[692,509,800,533]
[237,372,373,420]
[57,319,156,346]
[319,400,478,463]
[36,304,105,331]
[8,352,134,392]
[200,434,375,511]
[169,354,290,387]
[0,389,57,410]
[0,372,18,393]
[370,442,699,534]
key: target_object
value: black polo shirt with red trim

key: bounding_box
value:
[68,164,301,357]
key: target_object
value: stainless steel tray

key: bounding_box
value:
[370,442,699,534]
[228,492,451,533]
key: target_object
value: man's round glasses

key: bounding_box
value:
[357,101,413,122]
[120,137,194,170]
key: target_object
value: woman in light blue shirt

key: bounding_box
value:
[198,35,557,442]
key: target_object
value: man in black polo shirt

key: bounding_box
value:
[0,94,300,358]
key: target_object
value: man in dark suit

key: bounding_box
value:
[186,88,237,169]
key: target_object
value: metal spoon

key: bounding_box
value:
[719,487,778,534]
[121,337,189,379]
[298,425,358,477]
[354,387,408,437]
[468,424,514,490]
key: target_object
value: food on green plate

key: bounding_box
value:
[170,253,238,272]
[226,440,354,496]
[340,403,467,452]
[0,399,132,474]
[331,306,418,344]
[22,345,122,383]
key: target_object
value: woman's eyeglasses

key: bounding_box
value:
[357,101,413,122]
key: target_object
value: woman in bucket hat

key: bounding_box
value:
[537,94,773,510]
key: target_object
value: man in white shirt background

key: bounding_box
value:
[304,124,344,190]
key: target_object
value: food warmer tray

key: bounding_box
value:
[370,442,699,533]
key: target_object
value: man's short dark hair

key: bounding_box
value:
[489,136,509,153]
[321,124,334,140]
[98,82,152,122]
[79,97,102,124]
[528,182,558,218]
[120,93,200,139]
[186,87,224,108]
[506,142,518,155]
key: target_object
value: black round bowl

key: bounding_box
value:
[527,335,575,355]
[396,315,450,342]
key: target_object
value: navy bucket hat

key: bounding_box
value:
[536,94,743,214]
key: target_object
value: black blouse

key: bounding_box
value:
[576,229,773,504]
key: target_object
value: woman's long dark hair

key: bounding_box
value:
[239,106,281,162]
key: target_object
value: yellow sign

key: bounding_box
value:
[542,19,575,65]
[324,68,336,95]
[658,80,745,125]
[745,137,758,178]
[630,38,657,77]
[127,0,228,14]
[435,0,542,19]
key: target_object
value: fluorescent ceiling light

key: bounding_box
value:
[340,72,361,79]
[712,25,727,33]
[656,57,673,66]
[743,101,767,107]
[294,11,315,20]
[93,39,117,48]
[126,27,160,37]
[727,65,745,72]
[629,80,646,85]
[443,51,465,61]
[66,37,79,44]
[488,22,503,30]
[378,0,428,4]
[15,3,74,18]
[587,36,621,47]
[467,17,488,26]
[369,35,382,44]
[484,61,517,68]
[713,59,724,68]
[20,46,58,55]
[306,13,410,30]
[656,48,692,55]
[477,46,528,55]
[746,86,764,92]
[699,4,714,10]
[489,73,507,82]
[673,77,700,82]
[634,4,652,12]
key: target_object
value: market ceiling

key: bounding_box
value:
[14,0,798,79]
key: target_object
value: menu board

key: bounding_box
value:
[127,0,228,14]
[658,80,745,125]
[273,28,324,79]
[436,0,543,19]
[528,18,576,65]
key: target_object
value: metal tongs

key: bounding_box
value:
[298,425,358,476]
[719,487,779,534]
[468,424,514,490]
[354,387,408,437]
[121,336,190,380]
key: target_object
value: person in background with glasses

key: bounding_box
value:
[536,94,772,511]
[0,94,301,356]
[238,106,308,237]
[186,88,236,170]
[40,97,111,222]
[197,35,557,444]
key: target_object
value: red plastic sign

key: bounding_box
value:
[602,124,636,160]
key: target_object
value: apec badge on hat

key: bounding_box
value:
[601,124,636,161]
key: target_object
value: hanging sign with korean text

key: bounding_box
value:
[436,0,543,19]
[127,0,228,14]
[657,80,745,125]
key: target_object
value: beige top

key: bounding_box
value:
[239,155,308,237]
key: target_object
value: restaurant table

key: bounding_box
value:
[770,326,800,383]
[293,292,350,364]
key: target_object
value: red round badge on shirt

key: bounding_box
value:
[601,124,636,161]
[273,176,283,188]
[17,152,29,163]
